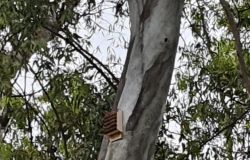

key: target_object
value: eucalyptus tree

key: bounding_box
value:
[98,0,184,159]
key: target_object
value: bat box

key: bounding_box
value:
[102,111,123,142]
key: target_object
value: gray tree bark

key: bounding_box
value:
[98,0,184,159]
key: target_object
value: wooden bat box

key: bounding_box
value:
[102,111,123,142]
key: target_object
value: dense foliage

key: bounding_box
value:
[0,0,250,159]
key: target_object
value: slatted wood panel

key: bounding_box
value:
[103,111,123,142]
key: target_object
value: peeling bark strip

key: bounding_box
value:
[112,36,135,111]
[140,0,158,24]
[98,0,184,160]
[126,49,176,131]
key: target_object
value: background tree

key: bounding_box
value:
[155,0,250,159]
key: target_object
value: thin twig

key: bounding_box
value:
[196,0,215,55]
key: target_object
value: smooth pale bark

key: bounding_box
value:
[98,0,184,160]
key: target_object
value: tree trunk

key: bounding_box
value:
[98,0,184,159]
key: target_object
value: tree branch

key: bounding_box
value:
[196,0,215,56]
[42,25,118,90]
[12,85,52,138]
[220,0,250,96]
[199,104,250,150]
[27,64,69,159]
